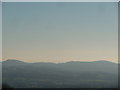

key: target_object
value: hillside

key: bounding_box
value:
[2,59,118,88]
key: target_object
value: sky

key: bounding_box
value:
[1,0,120,2]
[0,2,2,62]
[2,2,118,63]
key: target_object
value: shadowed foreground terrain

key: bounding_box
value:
[2,84,14,90]
[2,59,118,88]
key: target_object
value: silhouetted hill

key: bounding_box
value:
[2,59,25,64]
[2,59,118,88]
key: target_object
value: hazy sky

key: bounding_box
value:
[0,2,2,62]
[3,2,118,63]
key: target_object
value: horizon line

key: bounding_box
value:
[2,59,118,64]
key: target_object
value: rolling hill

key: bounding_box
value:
[2,59,118,88]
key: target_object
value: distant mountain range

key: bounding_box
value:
[2,59,118,88]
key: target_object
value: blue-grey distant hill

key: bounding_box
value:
[2,59,118,88]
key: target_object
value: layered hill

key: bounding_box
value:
[2,59,118,88]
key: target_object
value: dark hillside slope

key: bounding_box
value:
[2,59,118,88]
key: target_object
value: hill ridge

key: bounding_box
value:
[3,59,117,64]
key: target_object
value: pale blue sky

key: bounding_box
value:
[3,2,118,62]
[0,2,2,62]
[2,0,119,2]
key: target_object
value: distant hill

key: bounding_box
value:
[2,59,118,88]
[2,59,25,65]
